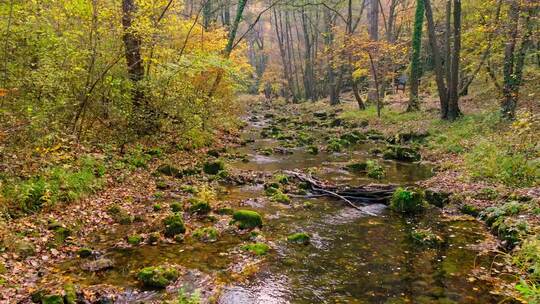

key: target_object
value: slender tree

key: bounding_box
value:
[407,0,425,112]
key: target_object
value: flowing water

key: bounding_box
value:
[55,111,502,303]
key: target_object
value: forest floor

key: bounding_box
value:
[0,91,538,303]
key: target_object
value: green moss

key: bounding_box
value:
[264,182,280,196]
[232,210,263,229]
[390,187,425,214]
[163,213,186,237]
[345,162,368,172]
[460,204,480,217]
[64,283,77,304]
[241,243,270,255]
[271,189,291,204]
[170,202,183,212]
[77,247,93,258]
[53,227,71,245]
[287,232,310,245]
[383,145,421,162]
[307,145,319,155]
[192,227,218,242]
[127,235,143,245]
[302,201,313,209]
[41,295,63,304]
[137,266,179,288]
[425,190,451,207]
[107,204,133,224]
[153,204,162,212]
[188,199,211,215]
[217,207,234,215]
[180,185,198,194]
[274,174,289,185]
[365,160,386,179]
[203,160,225,175]
[410,228,443,246]
[147,232,160,244]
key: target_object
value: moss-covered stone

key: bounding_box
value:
[287,232,310,245]
[136,266,179,288]
[170,202,183,212]
[127,235,143,245]
[345,162,368,172]
[188,199,211,215]
[307,145,319,155]
[163,213,186,237]
[460,204,480,217]
[390,187,425,214]
[153,204,162,212]
[425,190,451,207]
[274,174,289,185]
[271,190,291,204]
[107,204,133,224]
[156,164,182,178]
[147,232,160,244]
[12,239,35,258]
[203,160,225,175]
[410,228,443,246]
[63,283,77,304]
[77,247,93,258]
[217,207,234,215]
[232,210,263,229]
[241,243,270,255]
[180,185,198,194]
[382,145,421,162]
[192,227,218,242]
[365,160,386,179]
[53,227,71,245]
[41,295,63,304]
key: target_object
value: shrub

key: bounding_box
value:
[232,210,263,229]
[241,243,270,255]
[163,213,186,237]
[390,187,425,214]
[137,266,179,288]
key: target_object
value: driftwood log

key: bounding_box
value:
[285,170,396,215]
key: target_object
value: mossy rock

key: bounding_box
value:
[271,190,291,204]
[410,228,443,246]
[136,266,179,289]
[232,210,263,229]
[53,227,72,245]
[460,204,480,217]
[41,295,63,304]
[274,174,289,185]
[287,232,310,245]
[203,160,225,175]
[382,145,421,162]
[127,235,143,245]
[241,243,270,255]
[147,232,161,244]
[340,132,365,144]
[11,239,36,258]
[345,162,368,172]
[63,284,77,304]
[307,145,319,155]
[217,207,234,215]
[153,204,162,212]
[170,202,183,212]
[390,187,425,214]
[364,130,385,140]
[480,206,506,226]
[192,227,218,242]
[365,160,385,179]
[495,218,529,249]
[188,199,211,215]
[77,247,93,258]
[156,164,182,178]
[163,213,186,237]
[425,190,451,207]
[107,205,133,224]
[180,185,198,194]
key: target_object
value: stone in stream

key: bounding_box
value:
[287,233,310,245]
[390,187,426,214]
[232,210,263,229]
[81,258,114,272]
[382,145,421,162]
[136,266,179,289]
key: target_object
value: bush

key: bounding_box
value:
[137,266,179,288]
[163,213,186,237]
[390,187,425,214]
[232,210,263,229]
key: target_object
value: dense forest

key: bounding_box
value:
[0,0,538,303]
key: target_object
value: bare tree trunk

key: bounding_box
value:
[122,0,145,108]
[367,0,379,103]
[446,0,462,120]
[324,8,339,105]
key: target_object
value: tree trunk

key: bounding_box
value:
[424,0,449,118]
[446,0,462,120]
[121,0,145,108]
[367,0,379,103]
[408,0,425,112]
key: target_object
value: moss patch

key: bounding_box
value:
[232,210,263,229]
[242,243,270,255]
[163,213,186,237]
[390,187,425,214]
[137,266,179,288]
[287,232,310,245]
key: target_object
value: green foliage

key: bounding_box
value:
[460,204,480,217]
[188,199,211,215]
[516,280,540,304]
[232,210,263,229]
[163,213,186,237]
[127,235,143,245]
[270,189,291,204]
[287,232,310,245]
[137,266,179,288]
[365,160,386,179]
[175,289,201,304]
[63,283,77,304]
[41,295,64,304]
[170,202,183,212]
[514,238,540,282]
[241,243,270,255]
[390,187,425,214]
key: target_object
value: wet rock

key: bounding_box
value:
[389,131,430,144]
[287,233,310,245]
[273,147,293,155]
[382,145,421,162]
[163,213,186,237]
[425,189,451,207]
[147,232,161,245]
[232,210,263,229]
[81,258,113,272]
[203,160,225,175]
[340,131,365,144]
[390,187,425,214]
[137,266,179,289]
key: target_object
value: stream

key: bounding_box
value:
[53,108,503,303]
